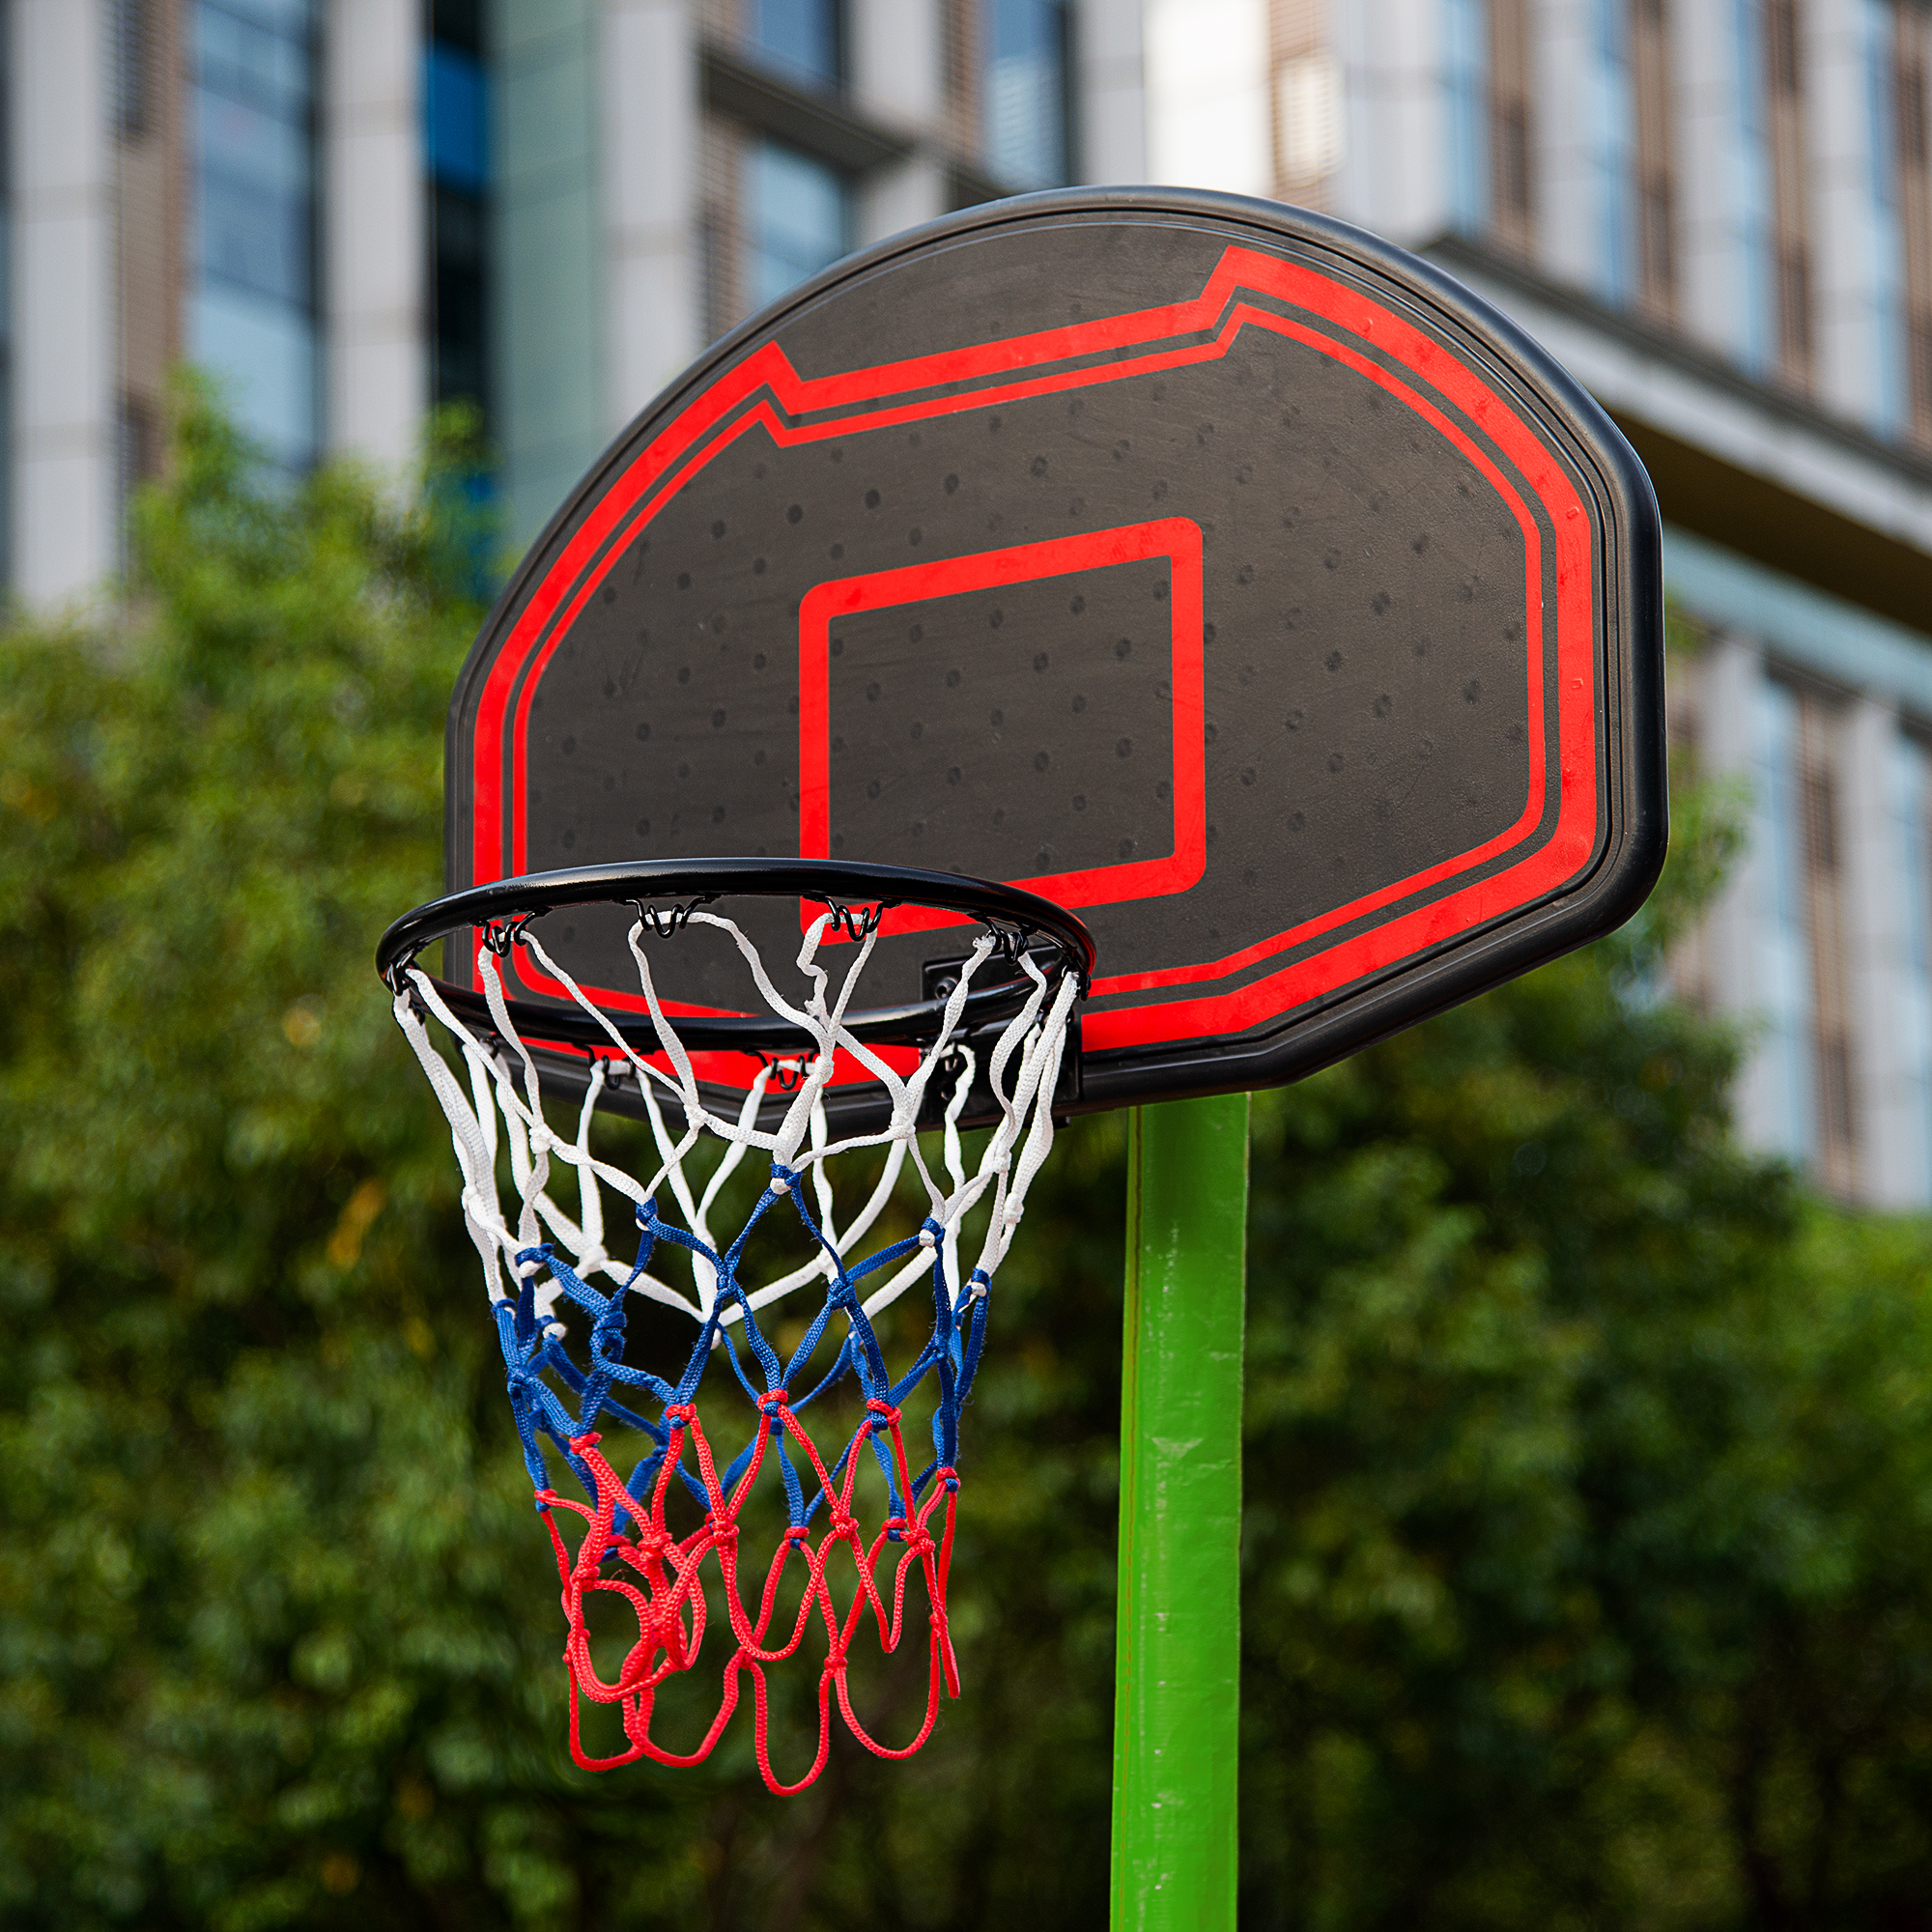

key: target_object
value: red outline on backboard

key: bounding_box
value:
[466,241,1601,1057]
[796,520,1207,936]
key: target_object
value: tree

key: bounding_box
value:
[2,395,1929,1930]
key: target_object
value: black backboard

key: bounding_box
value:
[446,188,1665,1110]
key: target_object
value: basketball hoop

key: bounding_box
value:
[377,859,1093,1792]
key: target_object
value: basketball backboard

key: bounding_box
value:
[444,187,1665,1115]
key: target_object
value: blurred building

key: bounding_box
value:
[1249,0,1932,1207]
[14,0,1142,581]
[14,0,1932,1203]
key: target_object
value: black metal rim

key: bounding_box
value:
[377,857,1095,1056]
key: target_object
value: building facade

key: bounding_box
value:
[14,0,1932,1203]
[1277,0,1932,1207]
[16,0,1145,582]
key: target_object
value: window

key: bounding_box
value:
[747,139,848,310]
[189,0,319,469]
[983,0,1069,189]
[1752,682,1858,1191]
[1798,704,1857,1187]
[1892,734,1932,1198]
[1443,0,1489,232]
[1758,0,1812,387]
[748,0,841,89]
[114,0,153,138]
[1588,0,1634,304]
[427,0,491,422]
[1752,680,1816,1164]
[1631,0,1677,319]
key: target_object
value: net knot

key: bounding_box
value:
[755,1388,790,1412]
[664,1403,696,1428]
[768,1161,799,1197]
[888,1516,934,1554]
[866,1399,900,1433]
[782,1522,811,1544]
[935,1464,961,1493]
[919,1216,943,1249]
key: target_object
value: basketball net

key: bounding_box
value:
[391,902,1079,1792]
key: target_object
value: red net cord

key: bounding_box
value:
[536,1395,960,1794]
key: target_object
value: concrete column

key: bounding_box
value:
[601,0,699,431]
[1675,0,1751,363]
[1075,0,1146,184]
[1807,0,1893,432]
[1328,0,1448,244]
[14,0,115,605]
[1842,696,1928,1205]
[1530,0,1600,294]
[849,0,945,249]
[1144,0,1270,200]
[325,0,426,469]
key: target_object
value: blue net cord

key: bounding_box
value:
[392,903,1076,1792]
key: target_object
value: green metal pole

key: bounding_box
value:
[1111,1092,1250,1930]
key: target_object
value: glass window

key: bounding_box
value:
[1443,0,1488,230]
[1752,679,1815,1162]
[1892,734,1932,1197]
[747,140,847,310]
[189,0,318,470]
[1736,0,1776,373]
[1587,0,1634,303]
[425,24,492,421]
[984,0,1069,189]
[426,43,488,196]
[749,0,841,89]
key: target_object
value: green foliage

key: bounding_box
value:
[3,393,1931,1928]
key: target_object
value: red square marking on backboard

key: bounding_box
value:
[796,519,1207,934]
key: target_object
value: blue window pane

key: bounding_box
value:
[426,43,489,193]
[213,0,313,33]
[189,284,318,469]
[748,140,847,309]
[749,0,839,87]
[190,0,317,468]
[195,96,312,303]
[198,2,311,114]
[1442,0,1488,230]
[1893,736,1932,1198]
[985,0,1066,188]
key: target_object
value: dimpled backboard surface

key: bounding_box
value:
[447,189,1665,1109]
